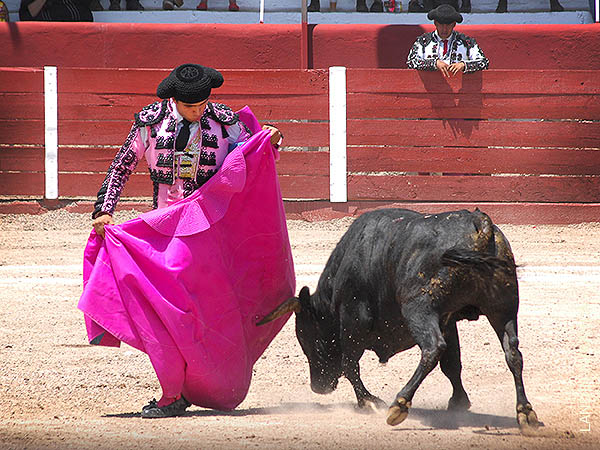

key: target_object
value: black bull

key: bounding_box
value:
[259,208,539,431]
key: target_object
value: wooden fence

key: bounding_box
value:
[1,67,599,222]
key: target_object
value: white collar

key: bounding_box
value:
[434,30,455,42]
[169,99,185,124]
[169,98,208,125]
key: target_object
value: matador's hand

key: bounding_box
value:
[92,214,114,239]
[262,124,283,147]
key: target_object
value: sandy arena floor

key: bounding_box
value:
[0,209,599,449]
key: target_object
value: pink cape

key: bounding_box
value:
[78,108,295,410]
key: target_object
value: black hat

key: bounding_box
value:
[427,4,463,24]
[156,63,224,103]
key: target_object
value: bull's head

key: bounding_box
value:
[257,286,342,394]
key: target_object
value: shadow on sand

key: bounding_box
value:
[103,402,340,419]
[399,407,516,430]
[104,401,542,436]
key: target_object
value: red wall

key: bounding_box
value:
[1,22,599,70]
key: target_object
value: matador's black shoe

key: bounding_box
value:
[141,396,191,418]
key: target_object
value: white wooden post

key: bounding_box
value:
[44,66,58,200]
[329,66,347,203]
[259,0,265,23]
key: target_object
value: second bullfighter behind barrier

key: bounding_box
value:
[259,208,539,431]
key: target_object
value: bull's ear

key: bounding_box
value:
[298,286,311,304]
[256,296,302,326]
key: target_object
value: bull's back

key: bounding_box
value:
[318,208,513,307]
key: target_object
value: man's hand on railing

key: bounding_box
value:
[436,60,465,77]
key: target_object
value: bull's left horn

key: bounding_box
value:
[256,297,301,326]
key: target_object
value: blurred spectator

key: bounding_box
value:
[409,0,461,13]
[495,0,563,13]
[89,0,143,10]
[0,0,9,21]
[19,0,93,20]
[409,0,565,13]
[195,0,239,10]
[308,0,383,12]
[161,0,238,10]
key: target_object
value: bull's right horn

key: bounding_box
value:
[256,297,302,326]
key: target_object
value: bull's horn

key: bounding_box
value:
[256,297,302,326]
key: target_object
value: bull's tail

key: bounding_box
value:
[442,248,516,276]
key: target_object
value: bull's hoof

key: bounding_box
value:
[447,394,471,411]
[517,403,540,433]
[386,398,411,426]
[357,395,387,412]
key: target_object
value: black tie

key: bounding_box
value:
[176,119,191,151]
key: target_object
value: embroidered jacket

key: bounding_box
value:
[406,31,489,73]
[93,100,252,218]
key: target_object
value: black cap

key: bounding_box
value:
[156,63,224,103]
[427,4,463,24]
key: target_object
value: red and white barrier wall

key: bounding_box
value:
[1,23,599,70]
[1,22,600,222]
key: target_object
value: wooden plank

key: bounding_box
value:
[58,147,135,173]
[57,173,152,197]
[347,93,600,120]
[278,175,329,200]
[57,68,329,95]
[347,119,600,149]
[57,147,328,176]
[0,147,45,172]
[1,199,598,225]
[58,120,329,147]
[58,121,133,146]
[57,93,328,121]
[347,174,600,203]
[57,94,153,122]
[0,68,44,93]
[347,69,600,95]
[54,172,329,200]
[0,93,45,120]
[282,201,600,225]
[0,173,44,196]
[0,120,45,145]
[57,68,166,95]
[277,151,329,176]
[347,146,600,176]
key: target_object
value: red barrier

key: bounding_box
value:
[1,23,599,70]
[1,67,600,223]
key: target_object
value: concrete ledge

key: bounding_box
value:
[8,10,593,24]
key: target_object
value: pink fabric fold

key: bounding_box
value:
[78,110,295,410]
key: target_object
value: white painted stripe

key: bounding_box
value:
[44,66,59,200]
[329,66,347,203]
[596,0,599,22]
